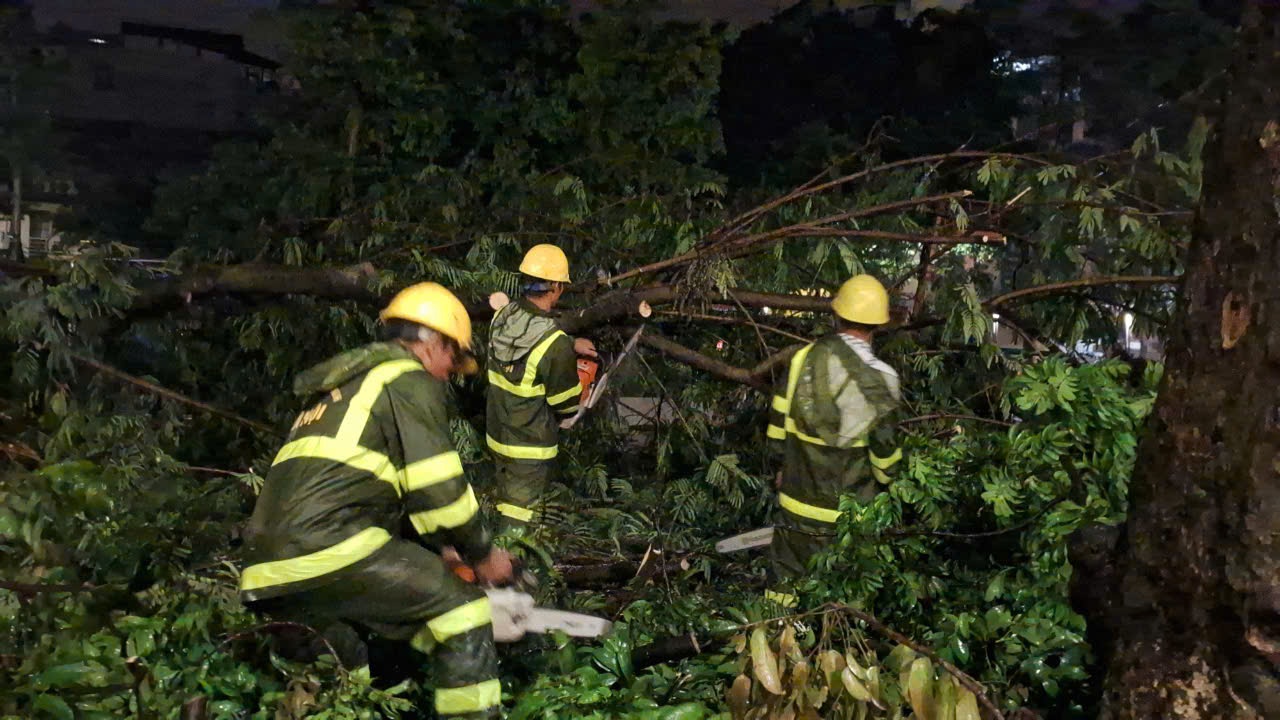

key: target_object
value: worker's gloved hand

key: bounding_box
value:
[574,337,598,357]
[475,547,514,586]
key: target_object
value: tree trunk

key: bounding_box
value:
[9,167,22,261]
[1100,5,1280,718]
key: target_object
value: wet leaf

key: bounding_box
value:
[935,673,957,720]
[33,695,74,720]
[727,674,752,720]
[955,687,981,720]
[841,667,872,702]
[750,628,783,695]
[818,650,845,676]
[907,656,935,720]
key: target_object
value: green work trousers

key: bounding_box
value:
[767,511,836,607]
[493,458,555,530]
[249,540,500,718]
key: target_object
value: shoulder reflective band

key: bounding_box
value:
[272,436,401,492]
[496,502,535,522]
[872,466,891,485]
[778,492,842,523]
[434,678,502,716]
[764,589,798,608]
[488,331,566,398]
[486,434,558,460]
[403,451,465,493]
[427,597,493,642]
[239,526,391,592]
[409,485,480,534]
[336,359,422,445]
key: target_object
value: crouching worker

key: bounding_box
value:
[764,274,904,608]
[238,282,512,718]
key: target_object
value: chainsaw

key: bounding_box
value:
[445,552,613,643]
[714,526,774,554]
[560,325,645,430]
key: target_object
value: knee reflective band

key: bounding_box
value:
[239,527,392,593]
[409,486,480,534]
[485,435,557,460]
[435,678,502,716]
[764,589,798,608]
[430,597,493,642]
[495,502,535,523]
[778,493,842,524]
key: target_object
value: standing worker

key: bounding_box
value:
[239,282,511,718]
[486,244,596,529]
[764,274,904,606]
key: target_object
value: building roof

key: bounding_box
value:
[120,21,279,69]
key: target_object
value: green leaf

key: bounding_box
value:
[33,695,75,720]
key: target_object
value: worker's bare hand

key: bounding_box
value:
[475,547,514,586]
[574,337,598,357]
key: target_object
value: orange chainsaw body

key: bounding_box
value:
[576,357,599,405]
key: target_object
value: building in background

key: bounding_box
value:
[0,12,281,258]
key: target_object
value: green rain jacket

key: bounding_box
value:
[485,299,582,464]
[239,343,490,603]
[766,333,904,525]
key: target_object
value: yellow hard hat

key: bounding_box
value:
[519,244,571,283]
[380,282,473,351]
[832,274,890,325]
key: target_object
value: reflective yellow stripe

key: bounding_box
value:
[547,382,583,406]
[496,502,535,522]
[869,447,903,469]
[488,331,566,398]
[486,434,558,460]
[335,359,422,445]
[435,679,502,715]
[273,436,401,490]
[409,485,479,534]
[239,527,391,592]
[771,395,789,413]
[524,332,564,385]
[778,492,841,523]
[872,466,891,485]
[764,589,798,608]
[487,370,544,397]
[784,417,830,446]
[556,405,581,416]
[403,451,464,493]
[766,424,786,440]
[428,597,492,642]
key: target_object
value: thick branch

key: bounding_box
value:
[130,262,381,315]
[72,353,279,435]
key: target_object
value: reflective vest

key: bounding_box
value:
[239,343,488,602]
[766,334,903,525]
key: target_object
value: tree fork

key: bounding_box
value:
[1099,4,1280,718]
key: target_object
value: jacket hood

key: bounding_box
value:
[292,342,417,396]
[489,300,560,364]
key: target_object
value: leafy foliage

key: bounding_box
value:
[0,1,1206,718]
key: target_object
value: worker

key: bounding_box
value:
[239,282,511,718]
[486,243,596,529]
[764,274,904,607]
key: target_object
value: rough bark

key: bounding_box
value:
[1099,6,1280,718]
[128,262,381,315]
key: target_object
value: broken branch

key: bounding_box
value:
[71,353,279,436]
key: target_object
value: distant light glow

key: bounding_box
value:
[89,38,107,44]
